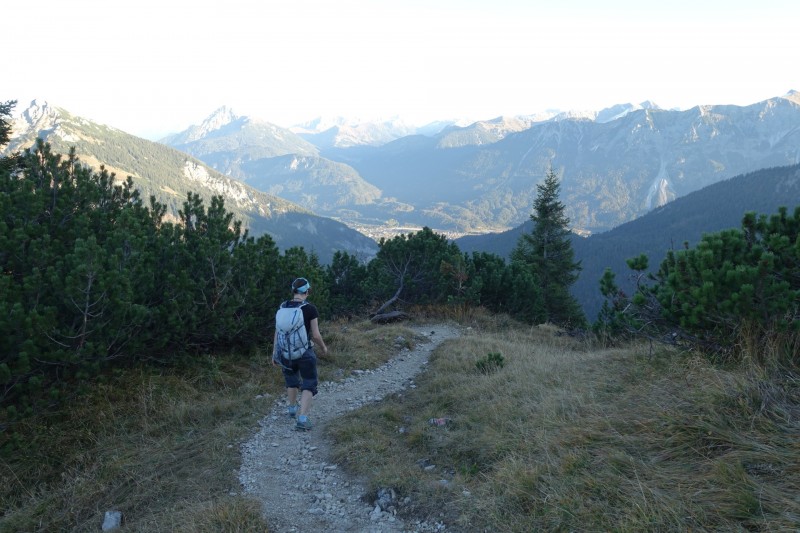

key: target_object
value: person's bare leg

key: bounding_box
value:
[299,389,313,416]
[287,387,298,406]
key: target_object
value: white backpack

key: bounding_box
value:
[275,302,309,361]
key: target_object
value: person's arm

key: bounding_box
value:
[271,330,279,366]
[309,318,328,356]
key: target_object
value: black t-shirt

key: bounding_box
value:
[282,300,319,338]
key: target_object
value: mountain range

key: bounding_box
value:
[161,92,800,237]
[157,103,666,233]
[3,101,379,263]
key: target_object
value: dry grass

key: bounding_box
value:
[328,316,800,532]
[0,351,278,532]
[0,318,426,532]
[319,320,427,377]
[3,313,798,532]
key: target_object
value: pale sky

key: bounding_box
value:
[5,0,799,139]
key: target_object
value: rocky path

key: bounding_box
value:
[239,324,461,533]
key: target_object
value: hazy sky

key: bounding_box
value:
[5,0,799,139]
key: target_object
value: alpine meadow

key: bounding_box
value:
[1,90,799,533]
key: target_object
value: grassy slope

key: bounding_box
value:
[0,355,279,533]
[329,315,800,532]
[1,315,798,532]
[0,322,423,532]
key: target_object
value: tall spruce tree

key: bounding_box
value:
[512,168,586,328]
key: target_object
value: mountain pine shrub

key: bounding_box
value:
[0,135,323,424]
[475,352,505,374]
[596,207,800,366]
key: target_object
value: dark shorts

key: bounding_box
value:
[280,348,318,396]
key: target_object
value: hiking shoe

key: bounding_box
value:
[286,405,298,418]
[296,415,312,431]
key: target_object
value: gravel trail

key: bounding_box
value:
[239,324,462,533]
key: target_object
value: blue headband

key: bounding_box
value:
[293,278,310,294]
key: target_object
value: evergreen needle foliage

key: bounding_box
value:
[475,352,504,374]
[512,168,586,328]
[595,206,800,366]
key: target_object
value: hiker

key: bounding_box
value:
[272,277,329,430]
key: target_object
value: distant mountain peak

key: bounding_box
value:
[159,106,249,145]
[290,116,420,148]
[594,101,662,123]
[17,99,60,127]
[9,100,66,145]
[781,89,800,105]
[195,106,240,135]
[21,98,54,117]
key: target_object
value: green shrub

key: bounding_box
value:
[595,207,800,366]
[475,352,505,374]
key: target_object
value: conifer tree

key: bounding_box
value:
[512,168,586,328]
[367,227,462,316]
[595,207,799,364]
[0,100,13,146]
[325,251,369,318]
[0,100,17,174]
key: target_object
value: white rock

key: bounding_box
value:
[102,511,122,531]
